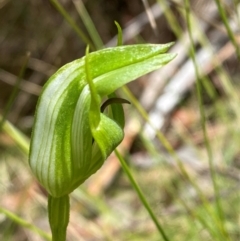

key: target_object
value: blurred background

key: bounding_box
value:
[0,0,240,240]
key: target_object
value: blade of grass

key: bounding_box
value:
[0,117,29,155]
[121,85,229,241]
[175,3,240,121]
[114,149,170,241]
[174,3,240,159]
[184,1,230,240]
[141,0,158,37]
[139,133,226,241]
[72,0,104,50]
[157,0,219,103]
[0,207,51,241]
[213,0,240,60]
[49,0,94,49]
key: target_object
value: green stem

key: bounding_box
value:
[114,149,170,241]
[121,85,228,241]
[213,0,240,60]
[48,195,70,241]
[0,207,51,241]
[72,0,103,50]
[49,0,94,49]
[1,118,29,155]
[184,1,230,240]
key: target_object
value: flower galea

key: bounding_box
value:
[29,43,176,241]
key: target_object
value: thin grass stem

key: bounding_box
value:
[121,85,228,241]
[114,149,170,241]
[184,1,230,240]
[213,0,240,60]
[0,207,51,241]
[49,0,94,49]
[139,133,226,241]
[1,118,29,155]
[72,0,104,50]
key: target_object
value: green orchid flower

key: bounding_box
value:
[29,43,176,240]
